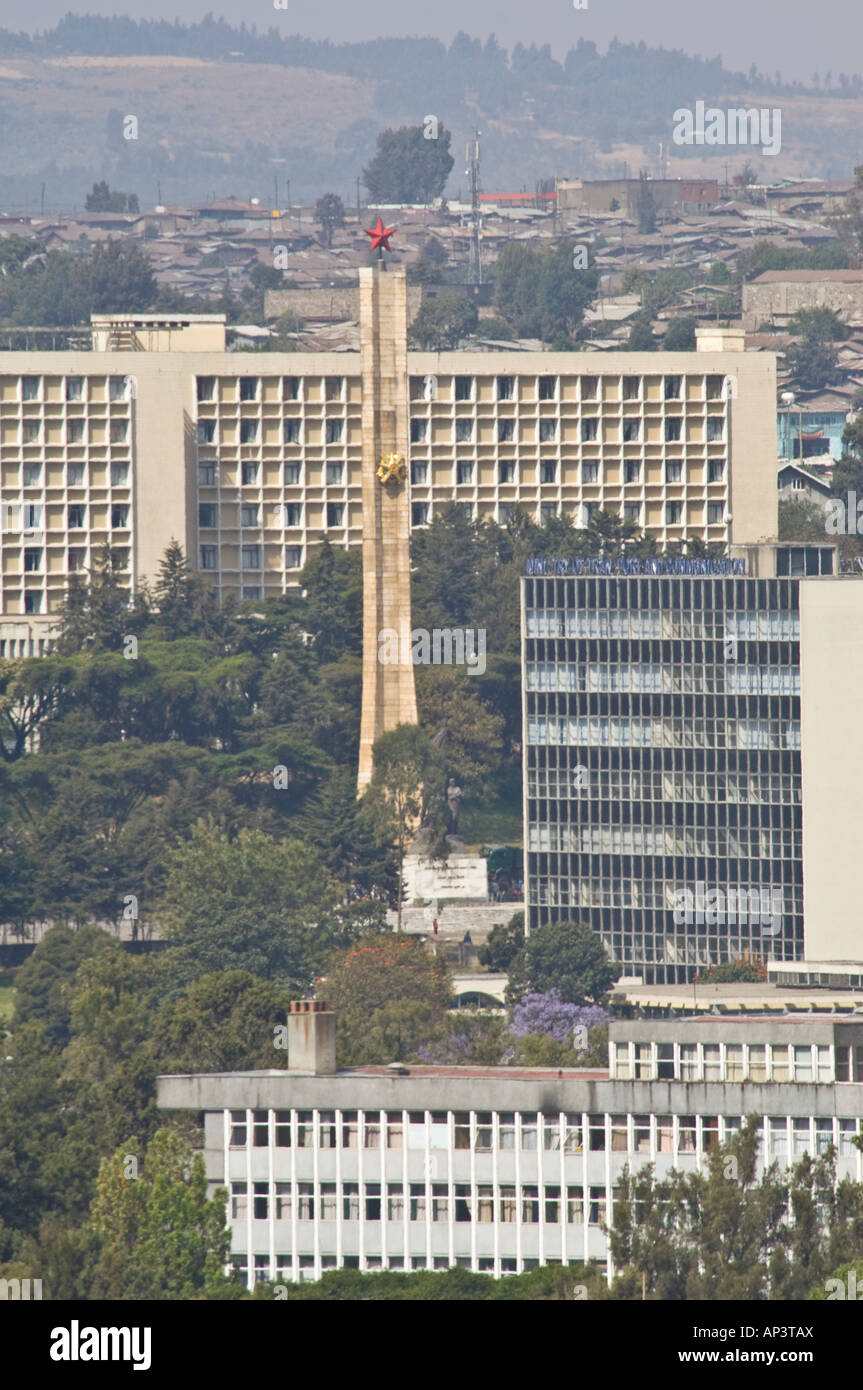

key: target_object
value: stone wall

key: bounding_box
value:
[266,285,423,324]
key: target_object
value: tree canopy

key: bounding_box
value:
[363,125,454,204]
[319,935,453,1064]
[0,239,157,327]
[493,242,598,342]
[505,920,616,1005]
[85,181,140,215]
[408,293,478,349]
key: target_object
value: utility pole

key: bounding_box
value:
[40,183,45,216]
[356,176,361,223]
[466,128,482,285]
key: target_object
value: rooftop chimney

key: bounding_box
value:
[288,1000,337,1075]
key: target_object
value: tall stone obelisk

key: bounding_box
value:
[357,259,418,792]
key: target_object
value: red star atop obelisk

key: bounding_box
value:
[365,215,395,256]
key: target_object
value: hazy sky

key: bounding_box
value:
[3,0,860,84]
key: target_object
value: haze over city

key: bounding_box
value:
[2,0,860,83]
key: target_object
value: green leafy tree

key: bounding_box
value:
[694,960,766,983]
[514,1025,608,1069]
[0,654,68,764]
[0,236,44,274]
[786,332,839,391]
[625,311,656,351]
[152,539,217,636]
[299,767,398,904]
[493,242,597,341]
[320,935,452,1064]
[831,413,863,494]
[778,496,830,541]
[416,668,505,801]
[809,1259,863,1301]
[84,239,156,313]
[12,924,118,1046]
[301,539,362,663]
[662,315,697,351]
[154,971,294,1073]
[738,237,850,283]
[55,543,147,654]
[409,235,448,285]
[87,1129,237,1300]
[364,724,446,932]
[505,920,615,1006]
[478,912,525,971]
[477,315,518,341]
[789,306,847,340]
[160,824,337,990]
[269,311,306,348]
[408,293,478,349]
[314,193,346,249]
[363,125,454,204]
[85,181,139,214]
[609,1120,863,1300]
[622,267,697,315]
[258,1261,602,1300]
[584,507,643,558]
[411,503,481,630]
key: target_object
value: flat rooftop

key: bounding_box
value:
[615,982,863,1013]
[158,1065,610,1083]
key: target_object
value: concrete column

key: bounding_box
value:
[357,264,418,791]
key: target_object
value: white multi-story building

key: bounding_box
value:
[156,1002,863,1288]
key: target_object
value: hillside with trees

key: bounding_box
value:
[0,21,858,208]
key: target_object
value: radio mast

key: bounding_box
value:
[466,129,483,285]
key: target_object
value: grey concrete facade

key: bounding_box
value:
[157,1016,863,1287]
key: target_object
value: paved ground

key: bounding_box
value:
[390,903,524,944]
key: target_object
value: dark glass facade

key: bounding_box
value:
[523,575,804,983]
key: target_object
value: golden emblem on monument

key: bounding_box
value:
[376,452,406,485]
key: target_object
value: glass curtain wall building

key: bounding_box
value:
[523,571,804,982]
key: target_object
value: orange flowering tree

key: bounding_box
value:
[319,936,453,1065]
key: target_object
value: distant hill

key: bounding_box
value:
[0,19,859,212]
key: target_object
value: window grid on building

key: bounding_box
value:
[217,1102,862,1288]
